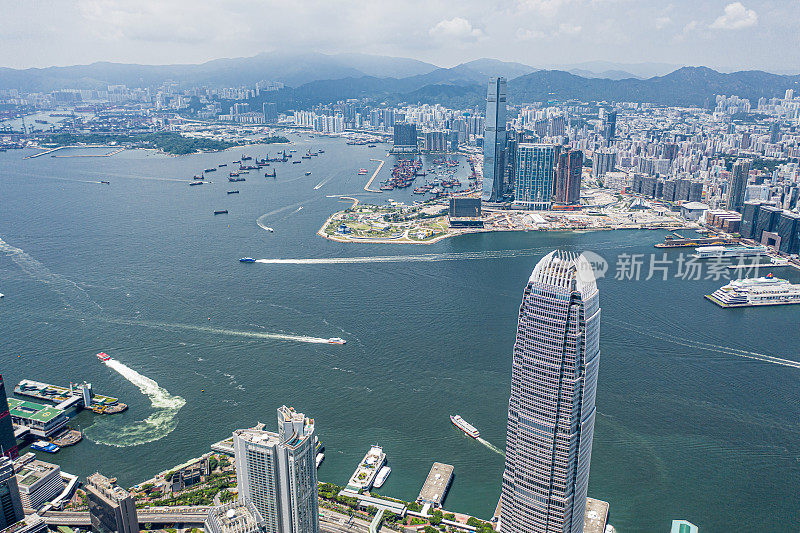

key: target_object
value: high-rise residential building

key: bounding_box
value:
[769,121,780,144]
[604,110,617,142]
[726,159,752,211]
[0,376,18,459]
[234,406,318,533]
[515,144,558,210]
[592,150,616,178]
[501,251,601,533]
[263,102,278,123]
[554,148,583,205]
[85,472,139,533]
[0,457,24,530]
[483,77,507,202]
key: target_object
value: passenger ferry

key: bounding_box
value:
[30,440,59,453]
[373,466,391,488]
[706,274,800,307]
[96,352,112,362]
[450,415,480,438]
[691,245,767,259]
[327,337,346,345]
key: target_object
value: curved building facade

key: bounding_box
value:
[501,251,600,533]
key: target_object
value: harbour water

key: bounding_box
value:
[0,135,798,532]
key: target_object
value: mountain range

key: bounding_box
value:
[1,52,798,108]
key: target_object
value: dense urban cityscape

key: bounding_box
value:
[1,3,799,533]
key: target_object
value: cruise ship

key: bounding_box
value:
[450,414,480,438]
[346,445,386,491]
[691,245,767,259]
[706,274,800,307]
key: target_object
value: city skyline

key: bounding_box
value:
[0,1,798,73]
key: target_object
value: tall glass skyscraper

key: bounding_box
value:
[515,144,558,210]
[501,251,601,533]
[726,159,752,211]
[0,376,19,460]
[234,406,319,533]
[482,77,507,202]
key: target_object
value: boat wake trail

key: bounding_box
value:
[609,318,800,369]
[256,248,549,264]
[313,177,333,190]
[476,437,505,456]
[101,317,334,344]
[0,235,102,313]
[85,358,186,447]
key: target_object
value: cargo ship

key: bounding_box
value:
[706,274,800,308]
[450,415,480,438]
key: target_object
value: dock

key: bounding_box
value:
[363,159,385,193]
[583,497,609,533]
[655,236,737,248]
[14,380,126,414]
[417,462,454,509]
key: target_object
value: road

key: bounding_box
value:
[42,507,210,527]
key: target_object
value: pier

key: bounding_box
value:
[417,462,454,509]
[363,159,385,192]
[14,379,126,414]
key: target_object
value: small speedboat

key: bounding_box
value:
[239,257,256,263]
[327,337,346,345]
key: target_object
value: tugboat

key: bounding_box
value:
[239,257,256,263]
[327,337,346,345]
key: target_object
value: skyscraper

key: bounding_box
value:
[726,159,752,211]
[392,123,418,152]
[501,251,601,533]
[0,376,18,459]
[603,110,617,142]
[554,148,583,205]
[0,457,24,530]
[515,144,558,210]
[483,77,507,202]
[85,472,139,533]
[234,406,318,533]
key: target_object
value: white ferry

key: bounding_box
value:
[450,414,480,439]
[327,337,346,345]
[691,245,767,259]
[346,445,386,491]
[706,274,800,307]
[373,466,391,488]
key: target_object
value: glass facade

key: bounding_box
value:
[483,77,506,202]
[515,144,558,210]
[501,251,600,533]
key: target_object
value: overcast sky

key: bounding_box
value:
[1,0,797,72]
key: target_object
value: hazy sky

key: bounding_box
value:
[1,0,797,72]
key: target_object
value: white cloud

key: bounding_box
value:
[557,23,582,35]
[517,0,571,17]
[516,28,547,41]
[710,2,758,30]
[428,17,484,41]
[655,16,671,29]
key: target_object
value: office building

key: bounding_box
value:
[604,110,617,142]
[205,500,264,533]
[234,406,318,533]
[726,159,752,211]
[554,148,583,205]
[86,472,139,533]
[501,251,601,533]
[16,459,63,510]
[392,123,418,152]
[515,144,558,210]
[0,377,18,459]
[739,201,762,239]
[0,458,24,530]
[777,211,800,254]
[483,77,507,202]
[0,513,47,533]
[263,103,278,123]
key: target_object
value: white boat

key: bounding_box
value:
[346,445,386,491]
[328,337,346,345]
[450,414,480,438]
[0,293,4,298]
[316,452,324,468]
[373,466,391,488]
[706,274,800,307]
[691,245,767,259]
